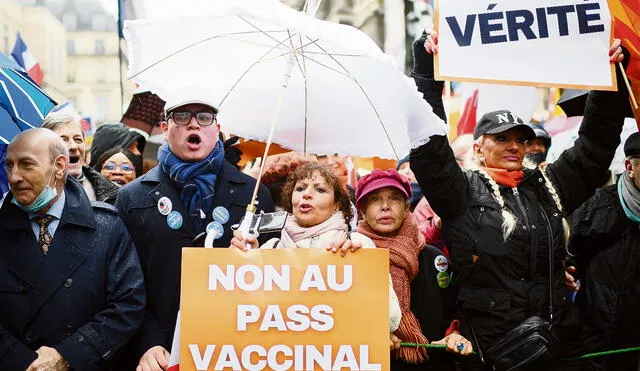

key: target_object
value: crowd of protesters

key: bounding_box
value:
[0,25,638,371]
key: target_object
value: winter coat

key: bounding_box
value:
[113,162,274,367]
[0,178,146,371]
[82,165,120,205]
[393,245,459,371]
[570,184,640,370]
[262,230,403,333]
[409,54,628,366]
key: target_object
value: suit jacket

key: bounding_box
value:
[114,162,274,365]
[0,178,146,371]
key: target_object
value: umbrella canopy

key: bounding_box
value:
[558,89,634,118]
[0,53,56,144]
[124,0,444,160]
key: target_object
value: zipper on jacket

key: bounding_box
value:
[511,187,536,279]
[511,188,529,226]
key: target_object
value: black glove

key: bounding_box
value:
[412,31,435,79]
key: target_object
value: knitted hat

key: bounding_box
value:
[355,168,412,209]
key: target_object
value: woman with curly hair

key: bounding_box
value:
[231,162,402,344]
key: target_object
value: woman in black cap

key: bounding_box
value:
[408,30,631,371]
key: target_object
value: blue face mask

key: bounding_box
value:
[11,165,59,213]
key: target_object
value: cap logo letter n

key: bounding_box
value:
[496,113,510,124]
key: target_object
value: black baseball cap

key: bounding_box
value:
[526,123,551,149]
[473,110,536,140]
[624,132,640,158]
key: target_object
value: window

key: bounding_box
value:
[92,15,107,32]
[94,40,105,55]
[95,95,109,121]
[96,71,107,83]
[3,25,8,54]
[66,39,75,55]
[67,72,75,83]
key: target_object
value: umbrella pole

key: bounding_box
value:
[250,52,296,205]
[618,63,638,110]
[238,52,296,244]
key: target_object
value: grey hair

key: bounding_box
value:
[42,113,84,138]
[50,137,69,183]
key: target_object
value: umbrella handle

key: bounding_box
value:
[237,208,257,250]
[204,230,221,248]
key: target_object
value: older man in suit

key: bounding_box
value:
[0,128,145,371]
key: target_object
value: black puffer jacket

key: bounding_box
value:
[408,34,629,368]
[570,184,640,370]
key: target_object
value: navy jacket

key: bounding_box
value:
[114,162,274,365]
[0,178,146,371]
[570,185,640,370]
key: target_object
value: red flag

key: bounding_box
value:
[610,0,640,124]
[457,89,479,136]
[611,0,640,80]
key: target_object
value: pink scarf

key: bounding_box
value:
[279,212,348,249]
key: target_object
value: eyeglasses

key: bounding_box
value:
[168,110,216,127]
[102,161,135,173]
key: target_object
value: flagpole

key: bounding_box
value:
[618,63,638,110]
[117,0,125,115]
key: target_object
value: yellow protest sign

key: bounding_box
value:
[180,248,390,371]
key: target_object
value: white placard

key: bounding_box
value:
[435,0,616,90]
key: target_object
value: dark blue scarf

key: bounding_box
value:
[158,141,225,227]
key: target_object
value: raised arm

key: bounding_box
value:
[409,31,469,220]
[546,43,630,214]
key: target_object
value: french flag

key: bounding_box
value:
[11,32,44,86]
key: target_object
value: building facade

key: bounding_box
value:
[0,0,134,123]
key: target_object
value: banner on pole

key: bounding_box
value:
[435,0,616,90]
[180,248,390,371]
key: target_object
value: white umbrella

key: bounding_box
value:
[125,0,446,240]
[124,0,444,161]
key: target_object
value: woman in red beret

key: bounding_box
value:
[356,168,473,370]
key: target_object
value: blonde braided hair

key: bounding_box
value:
[474,167,518,240]
[539,168,572,255]
[468,136,569,245]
